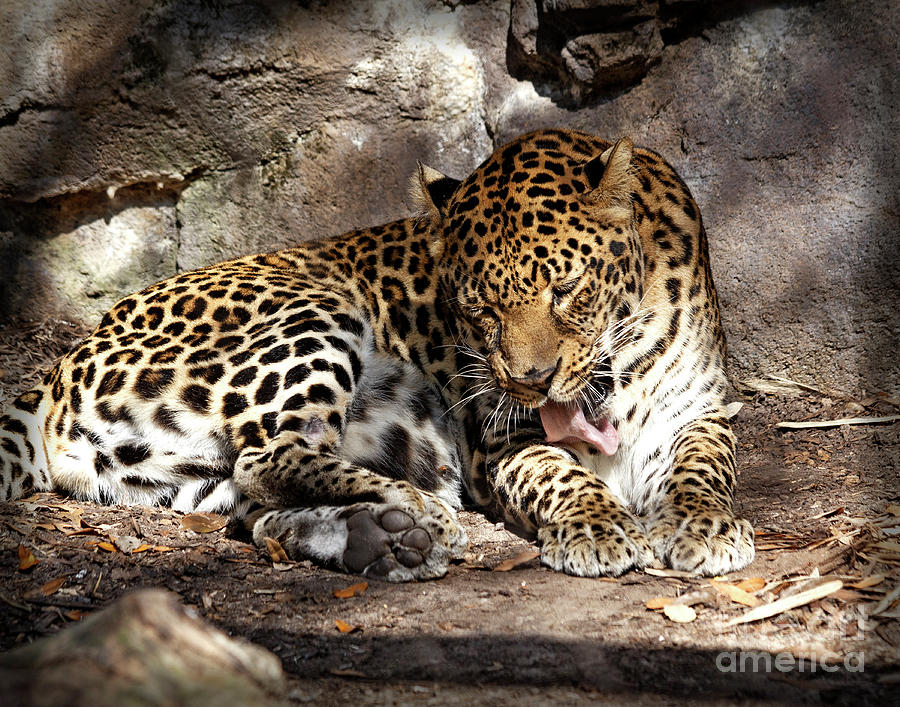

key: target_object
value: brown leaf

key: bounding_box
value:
[334,619,361,633]
[735,577,766,593]
[201,591,215,610]
[833,589,867,602]
[847,575,885,590]
[710,580,759,607]
[113,535,141,553]
[152,545,175,552]
[40,577,66,596]
[17,545,37,571]
[646,596,674,610]
[328,668,367,678]
[726,579,843,626]
[131,544,154,554]
[663,604,697,622]
[180,512,228,533]
[66,525,101,536]
[264,536,289,563]
[809,506,845,520]
[644,567,695,578]
[64,610,88,621]
[333,581,369,598]
[493,549,541,572]
[96,541,117,552]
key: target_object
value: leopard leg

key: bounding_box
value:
[485,433,652,577]
[0,386,51,501]
[645,412,754,575]
[249,502,455,582]
[235,438,467,581]
[230,340,467,581]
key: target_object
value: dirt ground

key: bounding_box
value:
[0,318,898,706]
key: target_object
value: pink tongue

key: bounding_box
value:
[539,402,619,455]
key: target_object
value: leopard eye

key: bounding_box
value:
[464,306,500,350]
[463,304,497,325]
[552,279,579,306]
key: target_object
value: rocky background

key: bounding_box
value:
[0,0,897,396]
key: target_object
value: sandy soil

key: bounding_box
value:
[0,318,898,705]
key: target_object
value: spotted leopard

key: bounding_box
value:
[0,129,754,580]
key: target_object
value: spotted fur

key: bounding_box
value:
[0,129,753,580]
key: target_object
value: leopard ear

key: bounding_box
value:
[583,137,635,210]
[411,162,460,220]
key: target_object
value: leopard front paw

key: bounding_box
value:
[537,513,653,578]
[647,507,754,576]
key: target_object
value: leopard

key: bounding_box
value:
[0,129,754,581]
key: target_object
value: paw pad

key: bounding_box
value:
[381,509,414,533]
[341,508,435,577]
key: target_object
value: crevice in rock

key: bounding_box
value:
[189,61,300,82]
[506,0,825,108]
[0,101,72,129]
[0,172,205,241]
[741,151,799,162]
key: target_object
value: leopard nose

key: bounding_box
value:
[509,361,559,395]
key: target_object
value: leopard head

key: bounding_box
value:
[415,130,644,419]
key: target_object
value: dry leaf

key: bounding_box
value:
[887,504,900,516]
[66,526,101,537]
[132,544,153,554]
[264,536,289,564]
[153,545,175,552]
[17,545,37,571]
[871,585,900,616]
[180,512,228,533]
[725,401,743,419]
[726,579,843,626]
[64,610,87,621]
[494,550,540,572]
[833,589,867,602]
[777,414,900,429]
[328,668,367,678]
[847,575,885,590]
[646,596,674,610]
[113,535,141,553]
[334,619,361,633]
[96,541,117,553]
[786,644,843,664]
[735,577,766,593]
[663,604,697,622]
[711,581,759,607]
[40,577,66,596]
[333,581,369,598]
[809,506,844,520]
[644,567,695,578]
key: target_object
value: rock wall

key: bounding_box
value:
[0,0,896,395]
